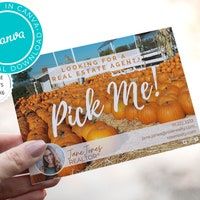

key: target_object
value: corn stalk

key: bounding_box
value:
[155,28,176,59]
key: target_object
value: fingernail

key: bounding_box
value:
[25,140,46,158]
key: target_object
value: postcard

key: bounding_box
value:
[12,27,200,184]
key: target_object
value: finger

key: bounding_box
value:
[0,140,46,181]
[0,134,22,152]
[0,175,60,199]
[8,189,47,200]
[0,135,40,175]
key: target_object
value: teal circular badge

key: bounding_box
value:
[0,2,43,74]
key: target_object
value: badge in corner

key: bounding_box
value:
[0,2,43,74]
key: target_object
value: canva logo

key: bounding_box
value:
[0,31,26,45]
[0,2,43,74]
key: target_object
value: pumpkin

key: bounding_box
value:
[48,105,53,113]
[48,123,72,140]
[129,71,138,79]
[112,101,126,120]
[144,68,152,76]
[158,82,168,91]
[157,73,170,83]
[180,86,189,94]
[51,132,82,147]
[125,104,138,120]
[79,98,86,108]
[147,91,159,103]
[138,76,145,84]
[71,123,84,138]
[86,124,117,141]
[157,94,177,105]
[164,85,180,96]
[102,98,112,114]
[36,108,51,124]
[172,68,184,78]
[157,101,185,123]
[18,117,29,141]
[27,130,50,143]
[178,91,194,115]
[73,121,106,140]
[171,80,186,88]
[26,112,48,133]
[71,98,81,107]
[137,103,158,124]
[144,75,153,83]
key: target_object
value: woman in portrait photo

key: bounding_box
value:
[41,145,62,176]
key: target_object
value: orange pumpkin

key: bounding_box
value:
[147,91,159,103]
[137,103,158,124]
[102,98,112,114]
[144,75,153,83]
[51,132,82,147]
[178,91,194,115]
[79,98,86,108]
[27,130,50,143]
[164,85,180,96]
[18,117,30,141]
[71,123,84,138]
[86,124,117,141]
[157,101,185,123]
[129,71,138,79]
[48,123,71,139]
[157,94,177,105]
[157,73,170,83]
[71,98,80,107]
[158,82,168,91]
[72,121,89,139]
[172,68,184,78]
[144,68,152,76]
[74,121,107,140]
[180,86,189,94]
[112,101,126,120]
[125,104,138,120]
[171,80,186,88]
[138,76,145,84]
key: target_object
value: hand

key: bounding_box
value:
[0,134,60,200]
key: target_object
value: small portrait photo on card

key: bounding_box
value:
[36,143,66,176]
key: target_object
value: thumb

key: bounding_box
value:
[0,140,46,181]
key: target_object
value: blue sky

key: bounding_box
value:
[30,53,56,77]
[113,35,135,49]
[29,35,136,77]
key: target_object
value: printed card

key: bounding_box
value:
[12,27,200,184]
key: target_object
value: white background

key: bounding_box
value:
[0,0,200,199]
